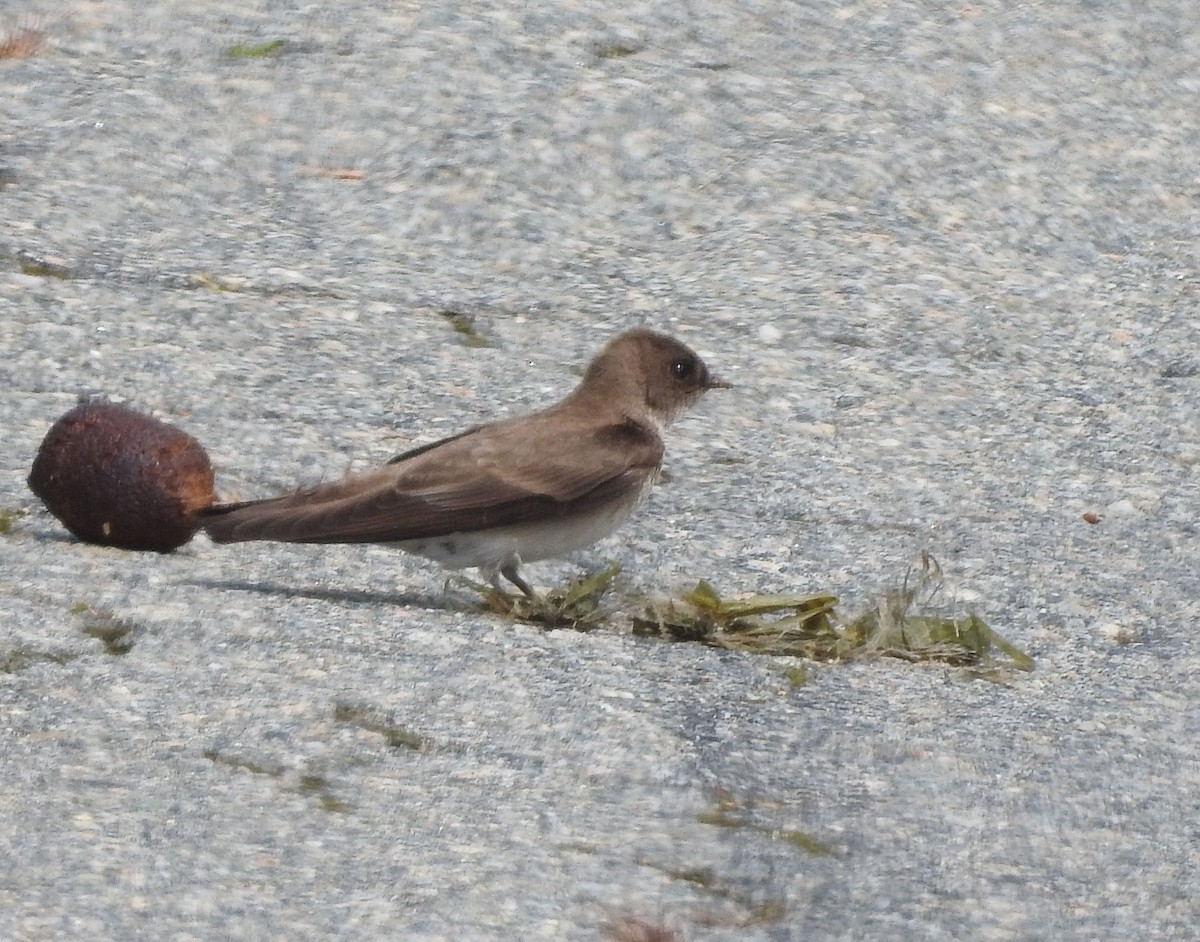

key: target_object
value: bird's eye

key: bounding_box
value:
[671,359,694,381]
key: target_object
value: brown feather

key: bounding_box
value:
[203,411,662,544]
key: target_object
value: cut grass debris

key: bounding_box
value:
[697,787,834,857]
[843,552,1034,678]
[438,309,492,348]
[334,701,424,751]
[635,553,1033,680]
[0,507,29,534]
[601,916,682,942]
[458,553,1032,679]
[203,748,353,812]
[593,42,642,59]
[296,773,354,813]
[73,603,135,655]
[0,647,78,673]
[202,748,283,779]
[463,562,622,630]
[633,581,842,657]
[224,39,286,59]
[19,260,73,279]
[191,271,247,292]
[635,857,788,928]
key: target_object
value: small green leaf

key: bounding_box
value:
[224,39,286,59]
[684,579,722,611]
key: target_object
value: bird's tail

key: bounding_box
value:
[200,496,289,543]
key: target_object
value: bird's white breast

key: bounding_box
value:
[394,488,645,571]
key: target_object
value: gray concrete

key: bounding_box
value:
[2,2,1198,939]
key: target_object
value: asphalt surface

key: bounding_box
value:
[2,2,1199,940]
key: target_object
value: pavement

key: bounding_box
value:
[2,2,1198,940]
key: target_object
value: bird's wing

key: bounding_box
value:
[203,415,663,544]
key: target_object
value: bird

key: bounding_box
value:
[202,328,729,596]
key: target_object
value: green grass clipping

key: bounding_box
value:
[464,553,1032,680]
[634,552,1033,680]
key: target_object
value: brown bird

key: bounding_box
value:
[202,328,729,595]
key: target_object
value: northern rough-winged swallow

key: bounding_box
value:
[202,328,729,595]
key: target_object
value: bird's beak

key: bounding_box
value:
[707,376,733,390]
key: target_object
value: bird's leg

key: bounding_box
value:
[499,556,535,599]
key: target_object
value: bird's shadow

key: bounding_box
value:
[182,577,466,612]
[22,526,477,612]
